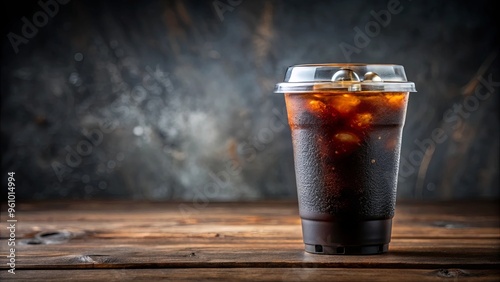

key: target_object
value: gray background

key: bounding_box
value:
[1,0,498,201]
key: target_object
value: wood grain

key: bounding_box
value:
[0,201,498,280]
[2,269,500,282]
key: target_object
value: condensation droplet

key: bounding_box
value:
[74,52,84,61]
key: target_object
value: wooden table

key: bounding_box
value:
[1,200,499,281]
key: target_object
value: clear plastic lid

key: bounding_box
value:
[274,64,416,93]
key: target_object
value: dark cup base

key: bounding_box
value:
[304,243,389,255]
[301,218,392,255]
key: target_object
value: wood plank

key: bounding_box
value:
[5,222,500,241]
[1,268,499,282]
[0,201,498,271]
[6,236,500,247]
[6,200,498,213]
[4,200,498,218]
[2,201,499,240]
[1,237,498,270]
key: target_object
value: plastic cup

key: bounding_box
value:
[275,64,416,255]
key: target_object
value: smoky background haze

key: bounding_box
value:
[1,0,499,201]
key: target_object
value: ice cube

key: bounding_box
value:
[386,93,406,109]
[329,94,360,114]
[334,132,361,144]
[352,113,372,128]
[307,99,327,114]
[332,131,362,155]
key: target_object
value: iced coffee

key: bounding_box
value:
[275,64,416,255]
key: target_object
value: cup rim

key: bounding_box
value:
[275,63,416,93]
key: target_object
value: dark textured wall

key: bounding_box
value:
[1,0,498,201]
